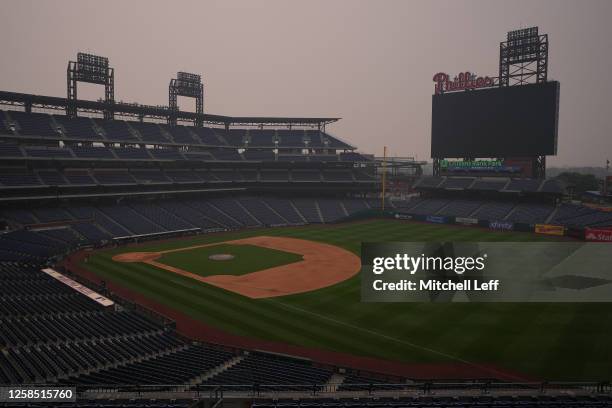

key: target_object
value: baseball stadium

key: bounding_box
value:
[1,10,612,408]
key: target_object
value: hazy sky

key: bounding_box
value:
[0,0,610,167]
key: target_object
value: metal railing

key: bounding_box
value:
[40,381,610,400]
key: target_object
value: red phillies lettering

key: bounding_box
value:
[433,71,494,94]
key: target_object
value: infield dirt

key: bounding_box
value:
[113,235,360,299]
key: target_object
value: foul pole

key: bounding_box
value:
[381,146,387,211]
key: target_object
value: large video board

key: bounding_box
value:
[431,81,559,158]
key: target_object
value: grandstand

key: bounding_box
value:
[0,111,376,201]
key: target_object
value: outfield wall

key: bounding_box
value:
[382,211,581,239]
[335,208,591,240]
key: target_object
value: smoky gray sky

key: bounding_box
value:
[0,0,610,167]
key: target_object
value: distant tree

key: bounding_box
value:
[556,172,600,195]
[547,166,608,178]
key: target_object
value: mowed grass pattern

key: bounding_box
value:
[157,244,303,277]
[84,220,612,380]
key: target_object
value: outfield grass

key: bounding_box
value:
[83,220,612,380]
[157,244,303,277]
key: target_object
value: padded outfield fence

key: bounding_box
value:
[357,209,611,241]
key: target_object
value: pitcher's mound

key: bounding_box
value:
[208,254,235,261]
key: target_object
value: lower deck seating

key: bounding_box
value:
[318,198,347,222]
[238,198,287,226]
[264,198,306,224]
[2,195,612,263]
[211,198,260,227]
[552,203,612,227]
[0,262,370,390]
[201,353,333,390]
[436,199,483,217]
[410,198,450,215]
[473,201,516,221]
[67,345,235,386]
[157,201,225,230]
[0,262,185,383]
[292,199,323,223]
[506,203,555,223]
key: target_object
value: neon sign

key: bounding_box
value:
[433,72,494,94]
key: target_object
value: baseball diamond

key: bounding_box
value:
[113,236,360,298]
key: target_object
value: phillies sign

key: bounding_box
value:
[433,72,494,94]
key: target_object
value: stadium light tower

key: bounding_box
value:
[499,26,548,87]
[168,72,204,127]
[498,27,551,178]
[66,52,115,119]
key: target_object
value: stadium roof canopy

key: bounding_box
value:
[0,90,340,127]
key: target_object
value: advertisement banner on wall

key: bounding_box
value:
[535,224,565,236]
[455,217,478,225]
[585,228,612,242]
[426,215,447,224]
[488,220,514,231]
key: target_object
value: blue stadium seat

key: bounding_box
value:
[9,111,58,138]
[53,115,103,140]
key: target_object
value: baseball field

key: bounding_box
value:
[77,219,612,381]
